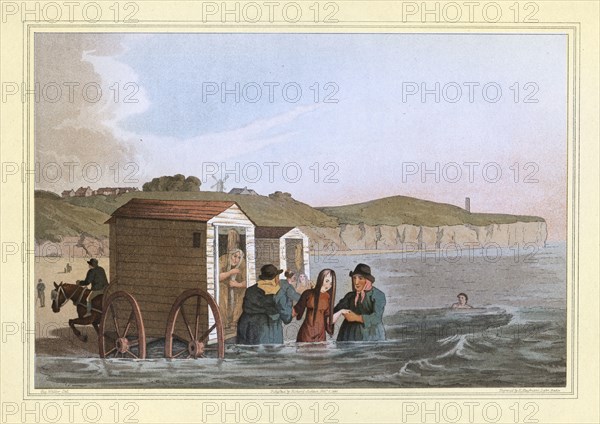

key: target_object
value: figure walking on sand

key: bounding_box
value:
[294,269,346,342]
[36,278,46,307]
[334,263,386,342]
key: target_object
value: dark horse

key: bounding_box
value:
[51,282,103,342]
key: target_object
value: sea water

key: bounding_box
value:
[36,243,566,388]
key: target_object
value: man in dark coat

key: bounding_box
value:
[334,263,386,341]
[236,264,293,345]
[77,258,109,316]
[36,279,46,307]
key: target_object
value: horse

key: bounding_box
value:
[51,282,103,342]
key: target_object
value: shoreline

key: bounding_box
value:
[309,242,561,256]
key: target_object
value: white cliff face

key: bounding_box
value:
[300,226,348,251]
[418,226,438,249]
[299,221,547,252]
[477,222,549,247]
[398,224,420,246]
[437,225,479,246]
[339,224,381,250]
[377,225,402,249]
[36,222,547,258]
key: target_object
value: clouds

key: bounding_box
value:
[34,33,319,189]
[131,103,320,178]
[35,33,146,190]
[34,33,567,240]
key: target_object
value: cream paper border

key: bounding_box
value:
[1,1,598,423]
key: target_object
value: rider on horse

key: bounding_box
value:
[77,258,108,316]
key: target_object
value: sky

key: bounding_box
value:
[35,33,567,240]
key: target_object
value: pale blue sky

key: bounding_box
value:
[36,33,567,239]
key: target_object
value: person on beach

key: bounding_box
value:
[36,278,46,307]
[333,263,386,342]
[451,293,473,309]
[77,258,108,316]
[236,264,293,345]
[218,248,247,330]
[294,269,345,342]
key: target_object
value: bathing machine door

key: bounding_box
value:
[206,206,255,340]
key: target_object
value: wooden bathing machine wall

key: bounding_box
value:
[107,199,255,340]
[255,226,310,278]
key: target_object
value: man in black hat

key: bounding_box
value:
[77,258,109,316]
[236,264,293,345]
[333,263,386,342]
[36,278,46,307]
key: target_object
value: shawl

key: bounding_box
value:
[257,278,280,295]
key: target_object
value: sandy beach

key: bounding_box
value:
[34,257,107,358]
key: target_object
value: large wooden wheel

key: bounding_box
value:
[164,289,225,359]
[99,291,146,359]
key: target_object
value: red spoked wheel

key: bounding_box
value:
[164,289,225,359]
[99,291,146,359]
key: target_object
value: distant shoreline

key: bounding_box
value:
[309,242,561,257]
[33,242,563,260]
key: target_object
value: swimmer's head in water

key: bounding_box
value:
[457,293,468,304]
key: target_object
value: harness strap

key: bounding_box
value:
[55,285,103,313]
[74,286,87,305]
[57,285,75,308]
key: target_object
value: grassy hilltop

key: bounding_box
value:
[35,190,544,241]
[64,190,339,227]
[318,196,544,227]
[35,190,338,240]
[35,191,111,242]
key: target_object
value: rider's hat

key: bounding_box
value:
[87,258,99,267]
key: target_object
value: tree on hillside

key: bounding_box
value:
[268,191,293,199]
[142,174,201,192]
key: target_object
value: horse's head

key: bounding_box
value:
[51,281,72,313]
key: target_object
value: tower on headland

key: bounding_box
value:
[465,197,471,212]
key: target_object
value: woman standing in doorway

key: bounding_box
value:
[219,248,247,329]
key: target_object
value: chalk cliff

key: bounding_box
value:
[299,221,547,252]
[34,190,548,257]
[34,221,546,259]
